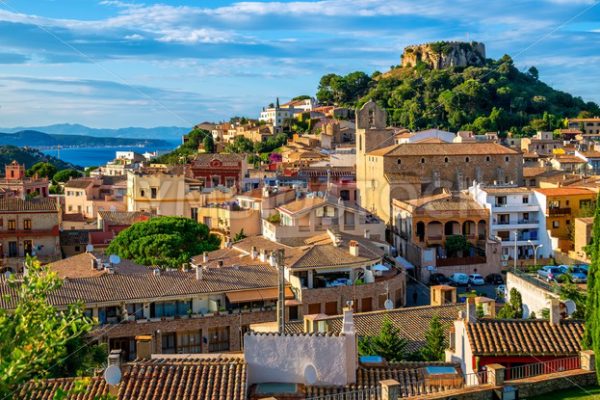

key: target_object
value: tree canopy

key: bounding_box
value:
[26,161,57,179]
[53,168,83,184]
[420,314,446,361]
[0,256,99,397]
[358,317,408,362]
[316,55,598,134]
[152,128,211,164]
[584,193,600,377]
[497,288,523,319]
[106,216,221,269]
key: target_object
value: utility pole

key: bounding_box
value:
[276,248,286,334]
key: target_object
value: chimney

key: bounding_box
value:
[549,298,561,325]
[465,298,477,323]
[349,240,359,257]
[135,335,153,359]
[259,249,267,262]
[250,246,258,260]
[341,303,357,385]
[108,349,122,368]
[217,260,224,268]
[195,265,203,280]
[202,251,209,263]
[152,268,161,277]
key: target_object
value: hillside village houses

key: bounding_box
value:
[9,96,600,399]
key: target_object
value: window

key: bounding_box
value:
[162,333,177,354]
[566,200,570,206]
[522,195,529,204]
[191,207,198,221]
[444,157,449,163]
[208,326,230,352]
[397,159,401,165]
[505,156,510,162]
[126,303,145,320]
[150,187,157,199]
[177,330,202,353]
[288,305,299,321]
[552,221,560,228]
[465,157,470,163]
[140,189,145,197]
[486,156,491,162]
[7,220,16,231]
[566,219,571,225]
[23,219,32,230]
[580,200,591,208]
[421,158,425,164]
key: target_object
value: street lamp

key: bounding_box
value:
[527,240,543,269]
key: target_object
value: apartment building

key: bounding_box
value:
[236,186,296,219]
[259,106,298,130]
[188,154,247,190]
[533,187,596,252]
[355,101,523,222]
[392,191,501,280]
[0,198,60,262]
[201,232,403,320]
[469,183,551,260]
[568,117,600,134]
[64,176,127,219]
[6,251,289,360]
[262,195,385,243]
[520,131,563,156]
[0,161,49,199]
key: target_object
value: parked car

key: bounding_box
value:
[485,273,504,285]
[449,273,470,286]
[573,264,590,274]
[558,266,587,283]
[468,274,485,286]
[496,284,507,299]
[537,266,565,282]
[428,273,451,285]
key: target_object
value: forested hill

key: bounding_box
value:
[316,54,600,135]
[0,130,169,148]
[0,146,80,170]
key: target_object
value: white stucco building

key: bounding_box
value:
[469,183,552,261]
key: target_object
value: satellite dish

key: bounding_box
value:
[109,254,121,265]
[563,300,577,316]
[384,299,394,311]
[104,365,122,386]
[4,271,11,279]
[304,364,318,385]
[426,265,436,272]
[86,244,94,253]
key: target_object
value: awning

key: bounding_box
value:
[226,287,294,304]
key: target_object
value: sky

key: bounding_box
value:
[0,0,599,128]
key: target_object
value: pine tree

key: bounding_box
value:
[358,317,408,362]
[583,193,600,376]
[421,314,446,361]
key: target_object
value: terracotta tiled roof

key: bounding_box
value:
[582,151,600,158]
[534,187,595,196]
[554,155,586,164]
[481,186,530,194]
[305,362,462,399]
[62,213,86,222]
[64,178,94,189]
[277,196,326,214]
[19,357,247,400]
[368,142,519,157]
[466,319,584,356]
[0,198,57,212]
[98,211,154,226]
[0,253,281,308]
[284,304,462,353]
[191,153,245,167]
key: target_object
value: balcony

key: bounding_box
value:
[549,207,571,216]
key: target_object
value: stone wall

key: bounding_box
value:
[506,271,558,318]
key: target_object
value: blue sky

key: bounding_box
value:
[0,0,599,128]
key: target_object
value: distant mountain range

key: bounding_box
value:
[0,130,172,148]
[0,124,188,140]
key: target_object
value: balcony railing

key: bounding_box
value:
[549,207,571,216]
[505,356,580,381]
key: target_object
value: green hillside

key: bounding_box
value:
[316,54,599,135]
[0,146,81,171]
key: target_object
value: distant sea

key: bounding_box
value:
[41,140,180,168]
